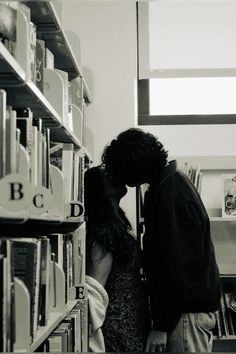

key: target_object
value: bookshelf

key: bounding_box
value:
[171,156,236,351]
[0,1,91,352]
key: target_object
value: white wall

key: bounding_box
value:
[62,0,236,229]
[62,0,137,228]
[149,1,236,70]
[142,124,236,158]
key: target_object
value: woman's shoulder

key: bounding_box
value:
[88,242,113,287]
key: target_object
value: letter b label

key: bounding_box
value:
[10,182,24,200]
[0,174,32,212]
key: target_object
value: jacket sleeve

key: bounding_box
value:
[145,178,205,332]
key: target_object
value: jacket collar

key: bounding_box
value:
[150,160,177,187]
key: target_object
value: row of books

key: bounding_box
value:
[0,90,84,205]
[178,160,236,218]
[214,290,236,338]
[50,142,84,204]
[0,2,47,83]
[0,90,50,186]
[180,161,203,194]
[37,301,88,353]
[0,2,85,135]
[0,231,85,350]
[48,232,85,304]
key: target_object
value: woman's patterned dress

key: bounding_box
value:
[102,236,151,352]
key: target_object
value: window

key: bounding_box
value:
[137,0,236,125]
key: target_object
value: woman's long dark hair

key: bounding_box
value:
[84,166,134,270]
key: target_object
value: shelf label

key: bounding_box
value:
[76,286,85,300]
[65,201,84,220]
[0,174,32,212]
[30,186,53,215]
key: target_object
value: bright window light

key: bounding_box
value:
[149,77,236,115]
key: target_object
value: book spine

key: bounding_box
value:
[0,90,7,178]
[29,22,37,83]
[35,39,45,92]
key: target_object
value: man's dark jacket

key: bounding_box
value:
[143,160,221,332]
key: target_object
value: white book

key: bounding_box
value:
[45,48,54,69]
[55,69,69,129]
[0,90,6,178]
[31,126,38,186]
[15,128,21,174]
[67,82,73,131]
[6,107,17,175]
[73,151,80,200]
[71,76,83,110]
[48,335,62,352]
[62,143,74,204]
[29,22,36,82]
[56,234,64,270]
[37,130,43,186]
[18,144,30,180]
[72,232,83,286]
[15,5,31,77]
[16,108,33,181]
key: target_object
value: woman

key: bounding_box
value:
[84,166,150,352]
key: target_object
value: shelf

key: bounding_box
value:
[23,1,61,32]
[0,42,84,147]
[0,3,92,105]
[210,216,236,222]
[218,265,236,276]
[29,300,78,352]
[214,335,236,341]
[0,2,90,352]
[171,155,236,171]
[50,126,83,147]
[220,274,236,278]
[24,1,92,103]
[0,41,26,85]
[0,42,61,124]
[0,217,84,236]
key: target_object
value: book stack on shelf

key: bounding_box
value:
[178,160,202,194]
[213,278,236,352]
[0,1,92,352]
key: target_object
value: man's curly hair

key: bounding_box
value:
[102,128,168,185]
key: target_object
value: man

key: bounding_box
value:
[102,128,221,352]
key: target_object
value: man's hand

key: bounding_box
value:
[145,329,167,352]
